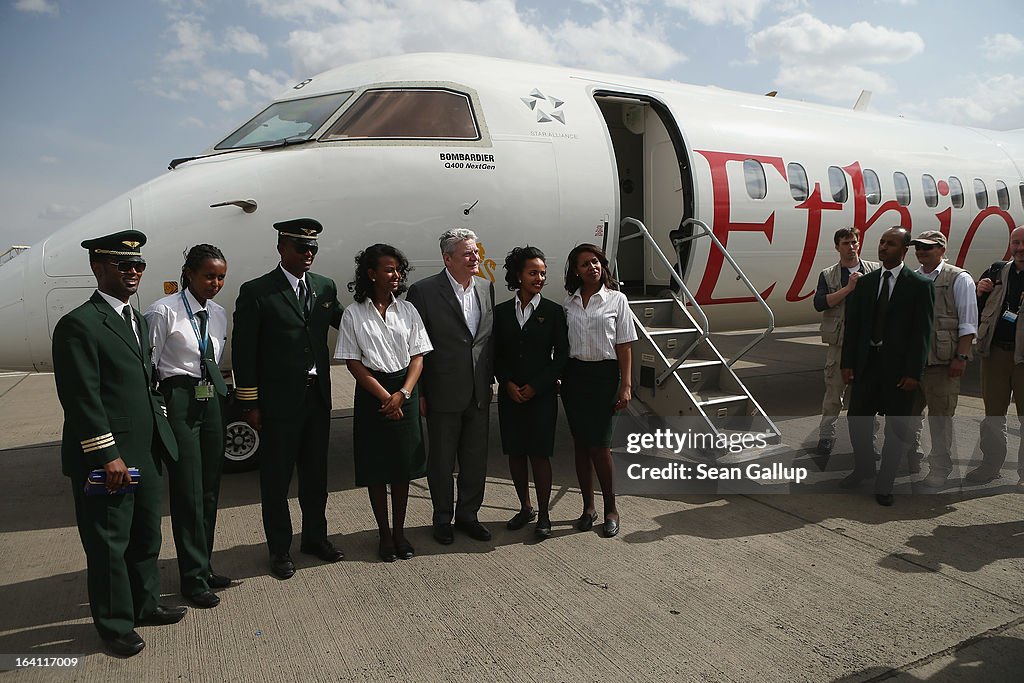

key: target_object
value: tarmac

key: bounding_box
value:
[0,324,1021,681]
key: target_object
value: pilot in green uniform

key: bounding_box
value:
[232,219,344,579]
[51,230,185,657]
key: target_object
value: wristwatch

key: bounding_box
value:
[399,388,412,400]
[955,353,969,361]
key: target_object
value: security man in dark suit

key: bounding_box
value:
[232,219,344,579]
[51,230,184,657]
[841,226,934,506]
[407,228,495,544]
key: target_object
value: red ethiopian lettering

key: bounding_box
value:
[957,207,1016,267]
[844,162,912,247]
[786,183,843,302]
[694,150,781,305]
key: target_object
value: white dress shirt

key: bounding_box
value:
[96,289,140,345]
[514,292,541,328]
[279,264,317,375]
[445,268,481,337]
[877,263,904,300]
[334,296,433,373]
[563,286,638,361]
[144,288,227,380]
[916,260,979,337]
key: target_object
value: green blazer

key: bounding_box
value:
[841,266,934,382]
[231,267,343,419]
[494,297,568,397]
[52,291,178,478]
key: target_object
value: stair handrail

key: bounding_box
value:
[675,218,775,367]
[619,218,709,385]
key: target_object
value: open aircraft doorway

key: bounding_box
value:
[593,92,694,296]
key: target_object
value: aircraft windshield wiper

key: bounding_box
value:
[169,136,315,169]
[258,136,315,151]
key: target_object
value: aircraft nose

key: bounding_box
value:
[0,254,32,371]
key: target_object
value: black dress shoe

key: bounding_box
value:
[269,553,295,580]
[815,438,834,456]
[137,605,187,626]
[602,517,620,538]
[875,494,895,507]
[300,540,344,563]
[378,539,398,563]
[187,590,220,608]
[207,572,232,589]
[433,523,454,545]
[576,511,597,532]
[506,508,537,530]
[395,540,415,560]
[534,517,552,540]
[839,473,869,489]
[103,630,145,657]
[455,519,492,541]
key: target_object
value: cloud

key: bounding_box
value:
[178,116,208,128]
[980,33,1023,61]
[269,0,683,78]
[663,0,780,26]
[38,155,58,164]
[38,203,82,221]
[747,12,923,102]
[14,0,58,16]
[164,18,212,64]
[907,73,1024,129]
[247,69,293,100]
[224,26,268,56]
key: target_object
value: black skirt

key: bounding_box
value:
[560,359,620,448]
[352,369,426,486]
[498,386,558,458]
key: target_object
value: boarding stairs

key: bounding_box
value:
[618,218,783,463]
[0,245,29,267]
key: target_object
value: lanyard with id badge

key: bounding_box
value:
[181,292,215,401]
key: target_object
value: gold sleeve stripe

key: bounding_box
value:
[235,387,258,399]
[82,437,116,453]
[81,433,114,446]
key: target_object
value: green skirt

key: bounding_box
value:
[560,359,620,448]
[353,369,426,486]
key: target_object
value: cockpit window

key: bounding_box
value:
[215,92,353,150]
[322,89,480,140]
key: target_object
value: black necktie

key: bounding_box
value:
[871,271,891,344]
[195,309,228,396]
[121,306,138,348]
[297,280,309,318]
[195,309,209,352]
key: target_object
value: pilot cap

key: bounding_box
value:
[81,230,147,260]
[274,218,323,246]
[910,230,947,248]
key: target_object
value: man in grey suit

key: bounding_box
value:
[407,229,495,544]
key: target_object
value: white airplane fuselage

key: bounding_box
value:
[1,52,1021,372]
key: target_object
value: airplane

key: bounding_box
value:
[0,52,1020,467]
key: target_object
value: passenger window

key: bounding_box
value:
[922,174,938,208]
[787,162,808,201]
[216,91,353,150]
[828,166,848,203]
[949,176,964,209]
[863,169,881,205]
[996,180,1010,210]
[1020,182,1024,210]
[323,88,479,140]
[974,178,989,210]
[743,159,767,200]
[894,172,911,206]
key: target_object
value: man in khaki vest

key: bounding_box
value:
[972,225,1024,490]
[906,230,978,488]
[813,227,879,455]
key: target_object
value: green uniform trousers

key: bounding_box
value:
[161,379,224,596]
[70,446,163,640]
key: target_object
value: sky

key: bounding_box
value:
[1,0,1022,250]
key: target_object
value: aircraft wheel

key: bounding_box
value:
[223,398,260,473]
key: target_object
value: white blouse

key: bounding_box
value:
[145,289,227,380]
[563,286,638,361]
[334,296,432,373]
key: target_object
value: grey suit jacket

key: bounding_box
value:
[407,269,495,412]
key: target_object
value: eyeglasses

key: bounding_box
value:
[292,242,318,255]
[111,260,146,273]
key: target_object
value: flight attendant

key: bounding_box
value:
[494,246,568,539]
[561,244,637,538]
[145,244,230,608]
[335,244,432,562]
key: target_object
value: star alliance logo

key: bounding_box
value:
[521,89,565,124]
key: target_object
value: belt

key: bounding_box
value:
[306,375,319,387]
[159,374,201,390]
